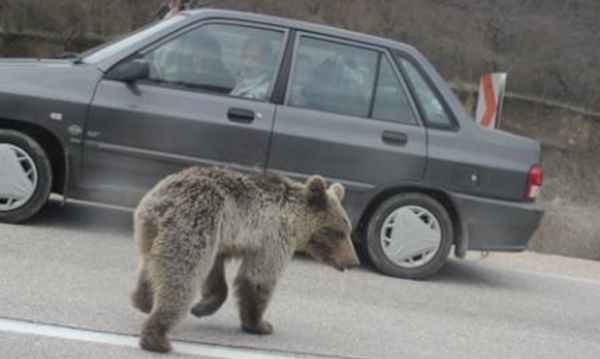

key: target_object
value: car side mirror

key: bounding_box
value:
[106,59,150,83]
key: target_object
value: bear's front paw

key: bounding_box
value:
[242,320,273,335]
[139,330,171,353]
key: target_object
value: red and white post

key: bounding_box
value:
[475,72,507,129]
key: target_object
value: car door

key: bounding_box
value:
[267,33,427,224]
[82,22,288,201]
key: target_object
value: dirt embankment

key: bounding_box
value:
[500,100,600,260]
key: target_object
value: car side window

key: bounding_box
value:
[144,24,284,101]
[399,58,454,128]
[288,36,378,118]
[372,57,417,125]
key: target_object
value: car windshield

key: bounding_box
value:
[79,15,186,65]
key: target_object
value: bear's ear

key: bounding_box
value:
[329,183,345,202]
[306,175,328,209]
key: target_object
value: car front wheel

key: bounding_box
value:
[0,130,52,223]
[365,193,454,279]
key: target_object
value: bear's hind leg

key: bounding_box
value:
[140,236,217,352]
[191,255,228,318]
[131,259,153,314]
[140,262,198,353]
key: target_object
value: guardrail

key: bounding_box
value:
[450,81,600,119]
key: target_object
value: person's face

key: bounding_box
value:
[241,43,265,77]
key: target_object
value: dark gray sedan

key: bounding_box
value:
[0,9,543,278]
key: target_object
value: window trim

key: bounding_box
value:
[367,53,382,119]
[392,50,460,131]
[270,29,296,105]
[106,19,290,103]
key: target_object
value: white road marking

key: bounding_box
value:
[0,318,341,359]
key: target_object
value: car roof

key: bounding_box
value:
[182,9,419,55]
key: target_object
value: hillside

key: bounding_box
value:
[1,0,598,112]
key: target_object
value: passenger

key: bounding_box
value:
[230,37,273,101]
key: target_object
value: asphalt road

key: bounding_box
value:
[1,199,599,358]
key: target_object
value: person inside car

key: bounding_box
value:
[230,37,273,101]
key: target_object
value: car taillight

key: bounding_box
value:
[525,165,543,200]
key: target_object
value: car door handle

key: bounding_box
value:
[382,131,408,146]
[227,108,255,123]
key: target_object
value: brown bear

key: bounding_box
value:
[130,166,360,353]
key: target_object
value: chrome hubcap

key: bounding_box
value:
[0,144,38,211]
[380,205,442,268]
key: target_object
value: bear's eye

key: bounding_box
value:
[320,228,345,241]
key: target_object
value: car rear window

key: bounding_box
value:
[398,57,456,129]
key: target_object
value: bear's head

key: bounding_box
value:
[301,176,360,271]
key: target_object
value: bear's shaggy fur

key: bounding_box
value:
[130,166,360,353]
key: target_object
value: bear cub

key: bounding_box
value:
[130,166,360,353]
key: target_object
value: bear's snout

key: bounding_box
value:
[333,240,361,271]
[334,260,360,272]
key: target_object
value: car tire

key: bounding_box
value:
[365,193,453,279]
[0,130,52,223]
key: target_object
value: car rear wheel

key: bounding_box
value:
[0,130,52,223]
[365,193,453,279]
